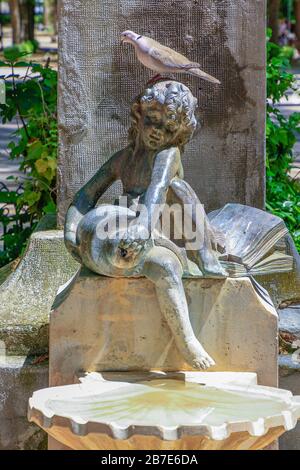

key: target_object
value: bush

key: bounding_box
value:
[281,46,296,62]
[0,183,35,267]
[0,49,57,267]
[3,40,39,62]
[266,30,300,252]
[0,14,10,26]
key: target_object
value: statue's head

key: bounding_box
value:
[128,81,198,152]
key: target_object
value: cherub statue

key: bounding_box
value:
[65,80,226,370]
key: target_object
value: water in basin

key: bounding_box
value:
[45,379,291,428]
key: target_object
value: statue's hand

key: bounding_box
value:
[118,224,149,261]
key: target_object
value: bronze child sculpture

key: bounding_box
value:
[65,80,227,370]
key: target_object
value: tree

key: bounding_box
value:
[9,0,35,44]
[44,0,57,36]
[19,0,35,42]
[9,0,21,44]
[295,0,300,41]
[268,0,281,43]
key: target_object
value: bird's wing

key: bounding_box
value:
[148,43,201,70]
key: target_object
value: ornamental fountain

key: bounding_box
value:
[28,79,300,450]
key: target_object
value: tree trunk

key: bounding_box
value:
[53,0,58,36]
[268,0,281,43]
[44,0,51,28]
[9,0,21,44]
[19,0,35,42]
[295,0,300,41]
[44,0,57,35]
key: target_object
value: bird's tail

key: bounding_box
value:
[189,68,221,84]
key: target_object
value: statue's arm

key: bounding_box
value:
[138,147,180,231]
[64,150,123,260]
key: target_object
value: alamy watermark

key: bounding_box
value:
[95,197,206,250]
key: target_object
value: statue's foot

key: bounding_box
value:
[192,352,215,370]
[183,339,215,370]
[197,249,227,279]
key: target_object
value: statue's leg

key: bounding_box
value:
[142,246,215,369]
[168,179,226,278]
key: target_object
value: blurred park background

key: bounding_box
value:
[0,1,57,54]
[0,1,299,270]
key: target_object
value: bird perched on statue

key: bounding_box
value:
[121,30,220,85]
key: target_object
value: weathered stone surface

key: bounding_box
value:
[0,356,48,450]
[279,368,300,450]
[0,222,78,450]
[255,235,300,308]
[0,261,17,287]
[0,229,79,356]
[57,0,266,224]
[279,306,300,338]
[279,355,300,372]
[277,293,300,450]
[50,270,278,388]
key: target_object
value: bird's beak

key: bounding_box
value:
[121,38,125,45]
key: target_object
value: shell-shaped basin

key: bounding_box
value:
[28,372,300,450]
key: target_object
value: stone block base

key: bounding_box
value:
[0,357,48,449]
[50,269,278,387]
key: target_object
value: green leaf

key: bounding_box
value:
[0,191,18,204]
[43,200,56,214]
[35,158,49,175]
[4,48,29,62]
[27,141,43,160]
[22,190,40,207]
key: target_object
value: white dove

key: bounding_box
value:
[121,30,220,85]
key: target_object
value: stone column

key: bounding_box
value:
[57,0,266,224]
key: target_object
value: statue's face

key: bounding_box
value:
[139,104,181,150]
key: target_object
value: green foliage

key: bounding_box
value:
[0,47,57,266]
[35,15,44,25]
[266,30,300,251]
[3,40,39,62]
[0,14,10,26]
[281,46,295,61]
[0,184,35,267]
[280,0,296,21]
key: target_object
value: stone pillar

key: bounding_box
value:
[57,0,266,224]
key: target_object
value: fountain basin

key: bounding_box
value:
[28,372,300,450]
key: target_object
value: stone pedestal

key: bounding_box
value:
[50,269,278,388]
[278,304,300,450]
[0,222,79,450]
